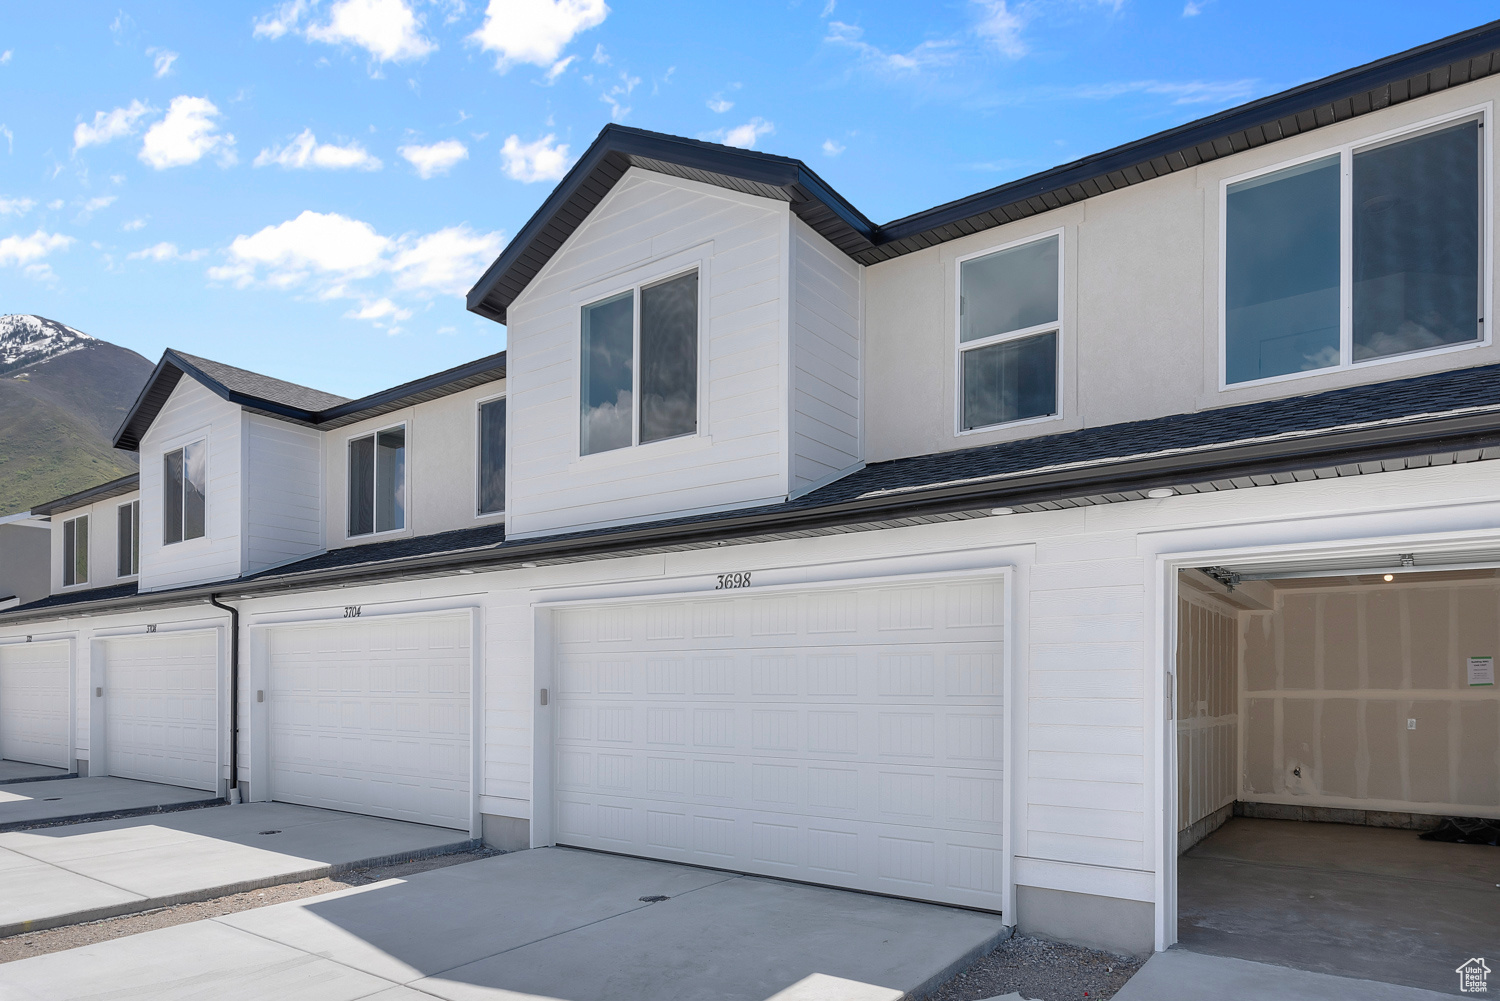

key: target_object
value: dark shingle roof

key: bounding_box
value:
[31,473,140,516]
[173,351,350,412]
[8,582,139,614]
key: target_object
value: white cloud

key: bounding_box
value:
[73,99,154,151]
[254,129,382,170]
[306,0,435,62]
[973,1,1027,58]
[0,196,34,215]
[122,218,146,231]
[500,133,570,182]
[139,96,236,168]
[0,50,11,64]
[1069,78,1258,105]
[253,0,310,38]
[150,48,178,77]
[600,71,639,120]
[345,297,411,322]
[128,241,205,261]
[469,0,608,71]
[1182,1,1205,14]
[0,229,73,267]
[702,118,774,150]
[706,95,733,113]
[210,210,504,331]
[391,225,504,295]
[825,21,959,74]
[544,54,575,83]
[591,42,609,64]
[82,195,117,212]
[399,138,468,178]
[0,125,11,154]
[821,139,845,157]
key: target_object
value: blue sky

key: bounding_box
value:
[0,1,1495,398]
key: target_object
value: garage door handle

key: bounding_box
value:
[539,688,549,706]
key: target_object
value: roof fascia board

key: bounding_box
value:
[314,351,507,427]
[30,473,141,516]
[16,406,1500,625]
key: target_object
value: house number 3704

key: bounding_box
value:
[715,572,752,590]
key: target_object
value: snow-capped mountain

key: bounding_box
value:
[0,314,94,375]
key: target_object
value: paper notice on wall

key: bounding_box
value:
[1468,656,1495,687]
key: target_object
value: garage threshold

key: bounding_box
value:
[0,762,74,785]
[0,776,221,832]
[0,801,476,938]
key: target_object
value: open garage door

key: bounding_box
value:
[551,576,1007,911]
[0,641,70,769]
[264,611,471,831]
[102,631,219,791]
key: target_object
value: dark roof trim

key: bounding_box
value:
[466,126,877,324]
[14,400,1500,625]
[114,349,506,450]
[468,20,1500,321]
[30,473,140,516]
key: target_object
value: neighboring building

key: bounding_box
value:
[0,512,50,610]
[4,21,1500,958]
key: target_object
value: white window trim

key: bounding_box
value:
[61,513,89,588]
[475,390,507,520]
[117,499,140,579]
[1218,102,1494,391]
[161,435,210,546]
[345,421,409,540]
[574,256,708,460]
[952,227,1066,437]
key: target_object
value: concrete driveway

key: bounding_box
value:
[0,802,472,936]
[1114,950,1460,1001]
[0,762,70,784]
[0,776,216,829]
[0,847,1009,1001]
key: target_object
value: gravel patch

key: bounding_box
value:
[0,846,504,963]
[925,933,1144,1001]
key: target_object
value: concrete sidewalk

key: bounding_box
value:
[1113,950,1461,1001]
[0,847,1010,1001]
[0,802,471,936]
[0,776,216,829]
[0,762,71,784]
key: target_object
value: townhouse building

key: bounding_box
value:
[4,21,1500,957]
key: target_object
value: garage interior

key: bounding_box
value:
[1175,560,1500,995]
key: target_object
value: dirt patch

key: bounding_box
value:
[0,846,503,963]
[926,933,1144,1001]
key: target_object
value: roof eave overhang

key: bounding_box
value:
[12,411,1500,626]
[30,473,141,516]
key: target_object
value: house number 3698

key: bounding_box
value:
[715,572,752,590]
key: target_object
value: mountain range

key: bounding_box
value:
[0,314,153,517]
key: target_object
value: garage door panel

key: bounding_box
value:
[554,578,1006,910]
[103,633,218,791]
[267,613,471,830]
[0,642,71,768]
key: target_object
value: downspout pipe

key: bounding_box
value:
[208,595,240,803]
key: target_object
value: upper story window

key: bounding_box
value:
[1225,113,1485,386]
[164,441,206,545]
[580,269,699,456]
[478,397,506,516]
[349,425,406,536]
[62,514,88,587]
[117,500,140,577]
[958,233,1061,431]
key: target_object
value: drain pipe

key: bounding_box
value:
[208,595,241,804]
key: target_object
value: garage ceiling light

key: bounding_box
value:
[990,507,1014,516]
[1147,488,1175,499]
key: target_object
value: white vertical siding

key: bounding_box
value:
[138,377,243,591]
[244,415,322,573]
[504,169,791,538]
[790,217,862,493]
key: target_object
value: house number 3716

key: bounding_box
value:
[715,572,752,590]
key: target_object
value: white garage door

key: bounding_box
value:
[266,612,471,830]
[552,576,1007,911]
[103,632,219,790]
[0,641,70,768]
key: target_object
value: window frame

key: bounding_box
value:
[161,437,208,546]
[62,513,89,588]
[1218,102,1493,391]
[952,227,1066,436]
[345,421,409,539]
[117,499,140,578]
[475,391,507,519]
[575,263,704,458]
